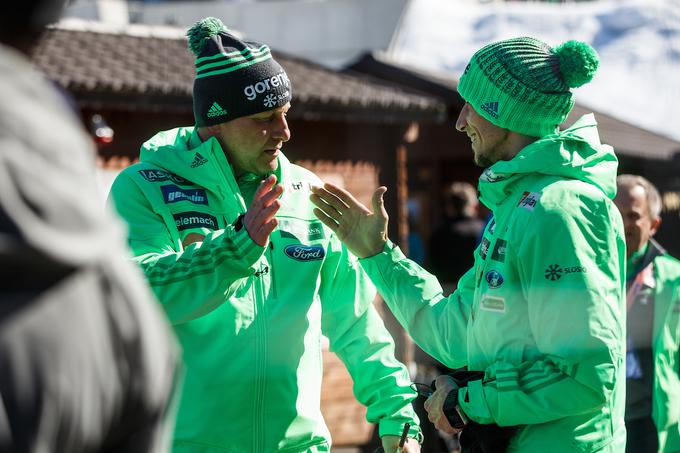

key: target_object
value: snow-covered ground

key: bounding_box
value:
[389,0,680,142]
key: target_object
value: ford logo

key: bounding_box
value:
[284,244,325,261]
[485,270,504,289]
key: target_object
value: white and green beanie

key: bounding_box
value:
[187,17,292,127]
[457,37,599,137]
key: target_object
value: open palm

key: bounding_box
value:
[310,183,389,258]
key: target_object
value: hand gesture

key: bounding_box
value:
[309,183,389,258]
[244,175,283,246]
[424,375,462,435]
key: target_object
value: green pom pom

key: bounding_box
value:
[554,40,599,88]
[187,17,228,56]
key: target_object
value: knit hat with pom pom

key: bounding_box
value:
[457,37,599,137]
[187,17,292,127]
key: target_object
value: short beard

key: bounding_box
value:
[473,130,511,168]
[474,154,494,168]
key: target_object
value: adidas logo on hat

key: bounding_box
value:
[481,101,499,119]
[190,152,208,168]
[207,101,228,118]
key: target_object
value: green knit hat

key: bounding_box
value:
[187,17,292,127]
[457,37,599,137]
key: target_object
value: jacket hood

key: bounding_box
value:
[478,114,618,210]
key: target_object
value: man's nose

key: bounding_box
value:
[455,104,469,132]
[272,115,291,142]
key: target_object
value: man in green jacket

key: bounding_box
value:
[311,37,627,452]
[109,16,420,453]
[614,174,680,453]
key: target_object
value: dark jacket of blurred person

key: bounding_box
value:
[428,182,484,287]
[0,2,181,452]
[614,175,680,453]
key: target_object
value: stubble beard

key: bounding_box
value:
[474,153,494,168]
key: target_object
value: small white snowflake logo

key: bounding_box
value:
[263,94,277,108]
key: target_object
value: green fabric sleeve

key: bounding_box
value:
[359,241,475,369]
[108,173,265,325]
[319,236,421,441]
[460,203,624,426]
[652,257,680,452]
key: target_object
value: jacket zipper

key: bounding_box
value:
[204,142,265,449]
[253,263,268,452]
[269,241,278,299]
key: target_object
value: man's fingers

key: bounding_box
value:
[254,183,283,210]
[438,417,458,435]
[312,207,339,232]
[255,218,278,241]
[402,437,421,453]
[371,186,388,218]
[323,182,365,211]
[309,193,344,220]
[311,186,350,215]
[250,199,281,229]
[261,183,284,205]
[254,174,277,200]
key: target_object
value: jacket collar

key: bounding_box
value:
[478,114,618,211]
[140,126,290,202]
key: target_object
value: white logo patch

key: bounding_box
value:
[480,295,506,313]
[243,72,290,101]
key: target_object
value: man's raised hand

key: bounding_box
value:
[310,183,389,258]
[244,175,283,246]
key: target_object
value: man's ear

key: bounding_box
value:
[650,216,662,236]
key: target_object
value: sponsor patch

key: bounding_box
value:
[480,169,507,183]
[480,237,490,260]
[278,219,325,242]
[480,295,506,313]
[491,239,507,262]
[284,244,325,261]
[161,185,208,205]
[139,169,189,185]
[485,270,504,289]
[544,264,586,281]
[244,71,290,101]
[263,94,277,108]
[173,211,218,231]
[517,191,540,211]
[290,181,310,191]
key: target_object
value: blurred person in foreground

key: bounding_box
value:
[428,181,484,289]
[614,174,680,453]
[311,37,627,452]
[108,17,420,453]
[0,1,181,452]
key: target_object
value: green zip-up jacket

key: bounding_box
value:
[108,127,420,452]
[630,249,680,452]
[360,114,627,452]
